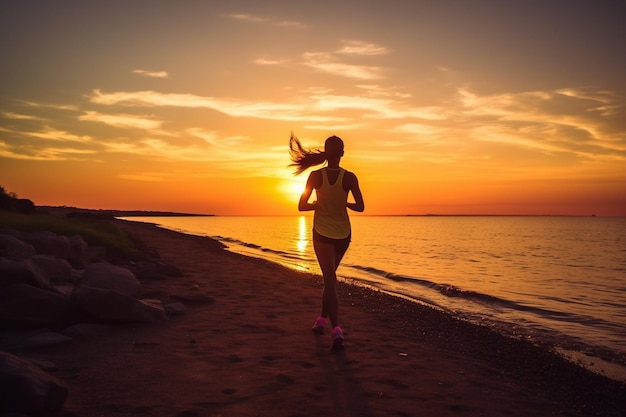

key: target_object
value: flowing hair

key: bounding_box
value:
[289,132,327,175]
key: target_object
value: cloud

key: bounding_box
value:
[133,69,169,78]
[186,128,247,148]
[223,13,305,28]
[355,84,412,98]
[26,126,93,143]
[394,123,443,138]
[118,172,173,181]
[254,58,286,66]
[23,102,79,112]
[302,52,385,80]
[99,132,283,177]
[337,40,389,56]
[88,89,343,123]
[102,138,211,162]
[226,13,267,23]
[79,111,163,130]
[1,111,44,121]
[452,88,626,161]
[0,135,97,161]
[87,87,440,127]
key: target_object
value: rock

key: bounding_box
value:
[165,302,187,316]
[0,351,68,414]
[22,231,71,260]
[0,227,22,238]
[60,323,117,339]
[170,293,216,304]
[0,330,72,350]
[67,234,88,268]
[32,254,73,284]
[72,285,165,323]
[79,262,141,297]
[0,234,34,260]
[0,259,52,290]
[54,284,74,296]
[0,284,74,329]
[132,261,183,281]
[86,245,107,262]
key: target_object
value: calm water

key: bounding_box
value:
[123,215,626,381]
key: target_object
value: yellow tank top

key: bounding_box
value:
[314,168,351,239]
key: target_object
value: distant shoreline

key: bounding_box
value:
[37,206,214,218]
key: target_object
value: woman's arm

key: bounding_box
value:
[347,173,365,212]
[298,172,318,211]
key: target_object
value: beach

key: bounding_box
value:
[28,220,625,417]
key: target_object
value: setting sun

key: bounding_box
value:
[279,175,308,204]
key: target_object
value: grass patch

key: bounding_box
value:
[0,210,138,256]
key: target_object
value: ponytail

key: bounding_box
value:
[289,132,327,175]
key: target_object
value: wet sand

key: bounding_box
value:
[31,220,626,416]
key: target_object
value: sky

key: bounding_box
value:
[1,0,625,216]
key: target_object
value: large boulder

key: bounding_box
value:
[0,234,34,260]
[0,259,51,290]
[67,234,88,268]
[0,283,74,328]
[22,231,72,260]
[131,260,183,281]
[79,262,142,297]
[0,351,68,414]
[32,254,74,284]
[72,285,165,322]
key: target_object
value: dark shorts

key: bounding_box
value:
[312,228,351,254]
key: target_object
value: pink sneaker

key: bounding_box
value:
[332,326,344,347]
[312,316,327,334]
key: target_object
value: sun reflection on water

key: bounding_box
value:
[296,215,309,255]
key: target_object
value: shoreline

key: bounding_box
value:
[14,219,625,416]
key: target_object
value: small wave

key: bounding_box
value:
[348,264,391,277]
[347,263,612,329]
[212,236,315,268]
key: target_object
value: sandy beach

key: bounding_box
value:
[23,219,625,417]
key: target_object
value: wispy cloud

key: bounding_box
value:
[1,111,44,121]
[100,132,282,177]
[133,69,169,78]
[88,89,343,123]
[223,13,305,28]
[186,128,247,148]
[254,58,286,66]
[451,88,626,161]
[23,101,79,112]
[118,172,173,181]
[302,52,385,80]
[0,136,97,161]
[26,126,93,143]
[337,40,389,56]
[394,123,444,139]
[355,84,411,98]
[79,111,163,131]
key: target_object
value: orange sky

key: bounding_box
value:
[1,1,625,215]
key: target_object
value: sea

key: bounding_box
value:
[121,215,626,381]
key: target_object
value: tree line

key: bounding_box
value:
[0,186,35,213]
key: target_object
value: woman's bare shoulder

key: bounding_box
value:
[343,169,358,181]
[308,169,323,186]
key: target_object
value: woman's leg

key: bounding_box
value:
[313,238,340,328]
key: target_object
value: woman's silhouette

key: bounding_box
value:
[290,133,365,347]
